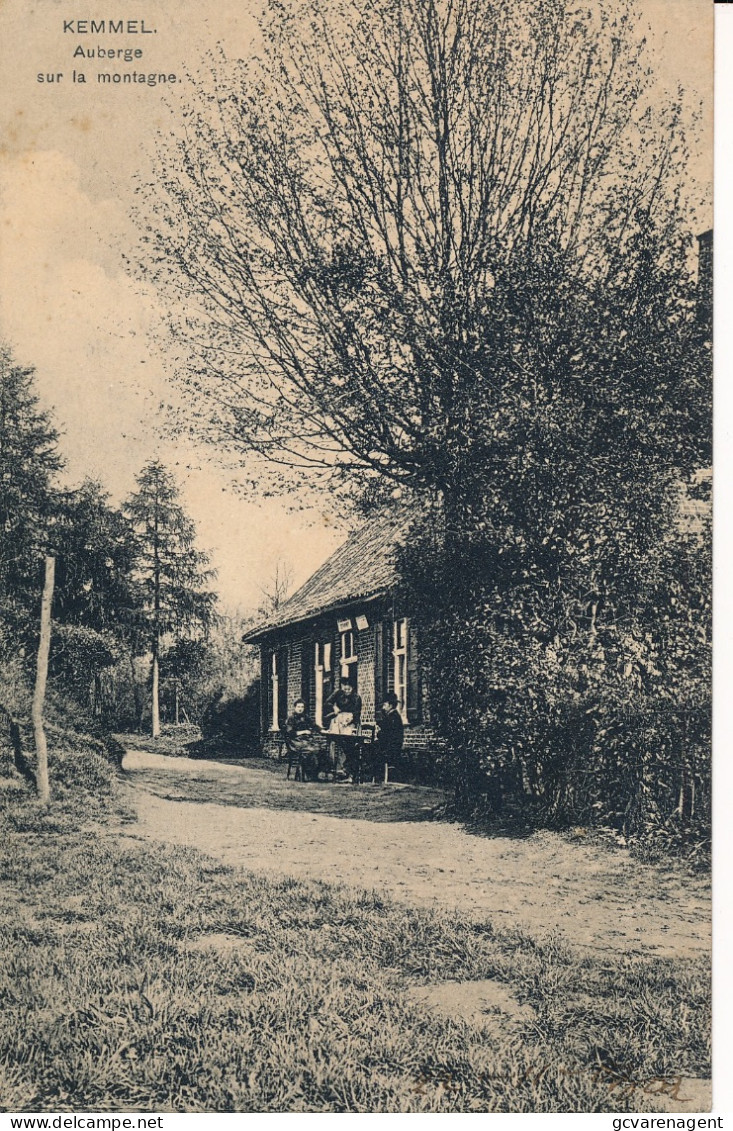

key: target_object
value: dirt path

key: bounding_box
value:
[120,749,710,960]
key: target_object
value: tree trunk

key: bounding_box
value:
[151,632,160,739]
[32,555,55,805]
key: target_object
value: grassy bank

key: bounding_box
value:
[0,750,711,1114]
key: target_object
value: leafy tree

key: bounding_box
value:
[125,462,216,737]
[401,488,710,840]
[0,345,62,654]
[140,0,710,834]
[53,481,138,632]
[141,0,707,503]
[161,609,259,726]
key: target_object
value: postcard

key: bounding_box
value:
[0,0,716,1119]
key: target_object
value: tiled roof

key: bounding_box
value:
[245,509,408,640]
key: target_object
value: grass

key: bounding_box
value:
[0,720,711,1114]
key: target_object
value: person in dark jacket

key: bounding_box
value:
[325,679,362,779]
[284,698,322,781]
[376,692,404,775]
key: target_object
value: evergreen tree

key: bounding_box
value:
[125,462,216,737]
[0,345,62,655]
[51,480,142,712]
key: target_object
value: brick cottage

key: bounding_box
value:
[244,510,439,770]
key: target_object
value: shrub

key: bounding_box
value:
[200,681,261,754]
[399,497,711,856]
[0,659,117,818]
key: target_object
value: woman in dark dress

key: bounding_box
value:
[284,698,322,781]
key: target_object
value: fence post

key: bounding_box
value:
[32,555,55,806]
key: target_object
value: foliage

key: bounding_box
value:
[200,680,261,753]
[0,345,62,654]
[52,479,140,637]
[400,495,711,850]
[124,461,216,644]
[49,623,122,707]
[0,350,250,757]
[162,611,259,726]
[43,481,140,705]
[124,461,217,735]
[0,656,31,721]
[0,668,118,826]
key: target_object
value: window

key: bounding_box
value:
[341,629,356,663]
[340,628,357,684]
[393,617,408,722]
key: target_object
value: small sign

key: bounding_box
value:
[337,618,352,632]
[355,614,369,630]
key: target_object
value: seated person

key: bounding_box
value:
[377,692,404,774]
[325,679,362,780]
[283,698,322,781]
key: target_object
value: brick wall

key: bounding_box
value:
[357,624,376,724]
[397,722,447,786]
[262,732,284,760]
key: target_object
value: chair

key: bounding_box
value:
[282,728,327,782]
[353,724,376,784]
[280,728,303,781]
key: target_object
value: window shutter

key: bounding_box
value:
[374,622,384,707]
[406,621,421,724]
[386,618,395,696]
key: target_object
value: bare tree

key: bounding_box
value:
[258,559,294,618]
[140,0,704,508]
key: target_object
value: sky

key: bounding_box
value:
[0,0,713,612]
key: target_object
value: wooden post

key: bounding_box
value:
[32,555,55,806]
